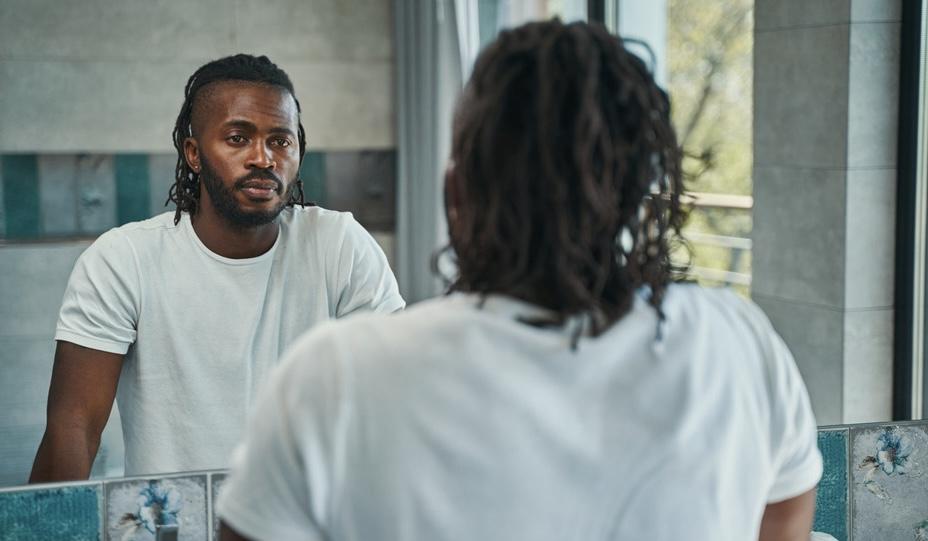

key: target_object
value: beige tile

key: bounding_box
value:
[850,0,902,23]
[753,295,845,425]
[844,168,896,309]
[754,25,850,169]
[0,60,202,154]
[233,0,393,63]
[847,22,901,169]
[752,166,846,308]
[0,0,235,61]
[754,0,850,31]
[289,62,396,149]
[0,242,90,338]
[842,308,893,422]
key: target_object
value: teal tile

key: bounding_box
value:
[299,152,326,206]
[2,154,41,239]
[0,483,102,541]
[115,155,151,225]
[814,429,848,541]
[0,158,6,237]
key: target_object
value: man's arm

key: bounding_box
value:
[29,341,123,483]
[758,488,816,541]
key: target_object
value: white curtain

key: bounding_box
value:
[394,0,464,303]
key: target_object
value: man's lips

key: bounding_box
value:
[237,179,281,200]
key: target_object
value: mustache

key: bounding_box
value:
[233,170,283,192]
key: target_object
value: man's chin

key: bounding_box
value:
[220,204,287,229]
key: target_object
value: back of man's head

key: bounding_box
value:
[167,54,307,223]
[447,19,687,336]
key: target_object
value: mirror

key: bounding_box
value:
[0,0,908,495]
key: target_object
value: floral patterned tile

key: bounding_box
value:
[209,472,228,541]
[814,428,848,541]
[0,483,102,541]
[104,475,207,541]
[851,424,928,541]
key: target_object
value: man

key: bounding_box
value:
[217,21,821,541]
[29,54,404,482]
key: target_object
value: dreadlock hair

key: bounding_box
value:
[168,54,308,225]
[445,19,689,339]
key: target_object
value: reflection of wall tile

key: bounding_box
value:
[851,424,928,541]
[0,483,102,540]
[115,154,151,225]
[0,158,5,237]
[325,150,396,232]
[105,475,207,541]
[76,154,116,234]
[299,151,327,206]
[2,154,40,239]
[148,154,177,219]
[815,429,848,541]
[38,155,79,236]
[209,472,228,541]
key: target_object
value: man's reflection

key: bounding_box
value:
[30,54,404,482]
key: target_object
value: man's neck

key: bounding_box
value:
[189,212,280,259]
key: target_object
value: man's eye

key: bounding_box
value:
[228,135,246,144]
[273,138,291,147]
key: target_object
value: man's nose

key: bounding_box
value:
[246,141,275,169]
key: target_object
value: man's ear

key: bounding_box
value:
[183,137,201,173]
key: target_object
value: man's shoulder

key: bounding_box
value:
[83,212,179,256]
[280,205,353,230]
[279,205,377,255]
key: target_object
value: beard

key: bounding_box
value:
[198,155,295,228]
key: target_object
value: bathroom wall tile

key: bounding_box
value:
[2,154,41,239]
[754,0,850,31]
[325,150,396,232]
[104,475,207,541]
[209,472,228,541]
[300,151,327,206]
[814,429,848,541]
[37,155,79,236]
[754,25,849,169]
[115,154,151,226]
[0,482,102,541]
[148,154,176,219]
[0,158,6,237]
[75,154,115,235]
[847,22,901,170]
[850,423,928,540]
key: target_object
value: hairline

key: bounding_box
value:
[188,79,299,139]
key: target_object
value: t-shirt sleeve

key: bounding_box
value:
[216,324,349,541]
[54,229,141,354]
[334,213,405,317]
[737,296,823,503]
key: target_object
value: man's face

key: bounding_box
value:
[184,81,301,228]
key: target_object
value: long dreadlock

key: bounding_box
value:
[445,19,689,338]
[167,54,308,225]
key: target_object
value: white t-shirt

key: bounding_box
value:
[55,207,405,476]
[217,285,822,541]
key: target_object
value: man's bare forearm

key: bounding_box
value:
[29,425,99,483]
